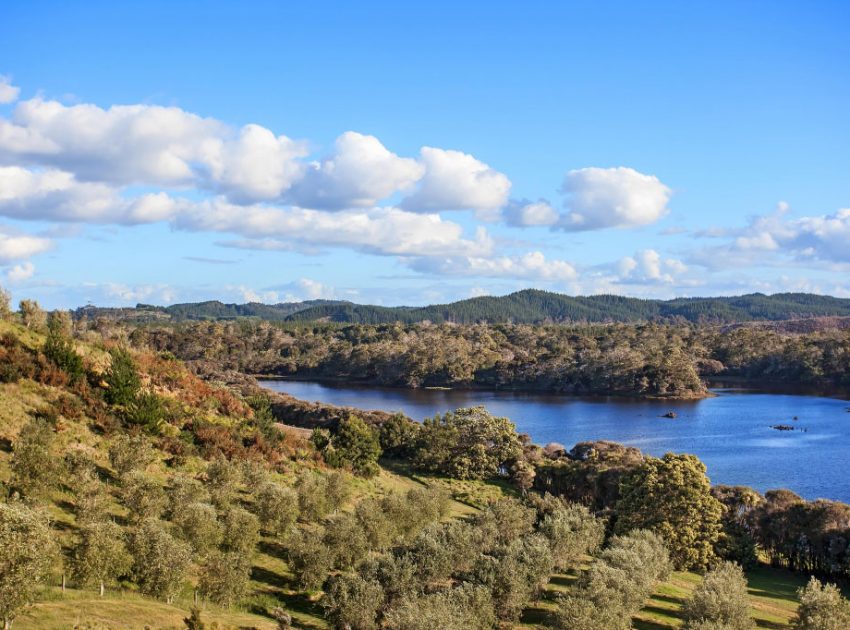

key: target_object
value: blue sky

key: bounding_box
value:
[1,0,849,308]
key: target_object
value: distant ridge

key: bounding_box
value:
[74,290,850,325]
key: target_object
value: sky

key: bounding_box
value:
[0,0,849,309]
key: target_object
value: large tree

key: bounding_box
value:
[615,453,723,570]
[0,502,56,630]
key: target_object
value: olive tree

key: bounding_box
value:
[253,482,298,534]
[683,561,754,630]
[198,550,252,607]
[108,433,155,477]
[129,519,192,602]
[71,520,132,596]
[0,502,56,630]
[11,418,57,499]
[793,577,850,630]
[120,471,167,522]
[174,502,222,555]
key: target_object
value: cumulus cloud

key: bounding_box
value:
[0,76,20,104]
[175,200,494,258]
[401,147,511,212]
[0,166,182,223]
[501,198,559,227]
[410,251,577,281]
[6,261,35,283]
[0,227,52,263]
[559,167,671,230]
[290,132,424,209]
[617,249,688,284]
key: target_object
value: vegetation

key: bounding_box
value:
[0,292,848,629]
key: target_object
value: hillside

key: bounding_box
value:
[77,291,850,325]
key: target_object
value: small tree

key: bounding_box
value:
[71,520,132,596]
[183,606,206,630]
[205,457,240,509]
[323,571,384,630]
[129,519,192,603]
[287,527,335,591]
[120,471,167,522]
[538,502,605,571]
[794,577,850,630]
[174,502,222,555]
[43,317,84,382]
[321,415,382,477]
[0,285,10,319]
[108,433,155,477]
[11,417,57,499]
[253,482,298,534]
[198,550,252,607]
[103,348,141,407]
[296,472,331,521]
[683,562,754,630]
[0,502,56,629]
[220,507,260,557]
[166,474,209,519]
[18,299,46,331]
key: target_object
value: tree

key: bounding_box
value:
[174,502,222,555]
[184,606,206,630]
[11,417,57,499]
[129,519,192,603]
[18,300,46,331]
[253,482,298,534]
[108,433,155,477]
[120,471,167,522]
[205,457,241,509]
[165,474,209,520]
[198,550,252,607]
[71,520,132,596]
[538,502,605,571]
[382,584,496,630]
[43,316,84,382]
[615,453,724,570]
[320,415,382,477]
[124,390,167,434]
[683,562,754,630]
[220,507,260,557]
[379,413,421,457]
[414,407,523,480]
[0,285,10,319]
[103,347,141,407]
[287,527,335,591]
[0,502,56,630]
[793,577,850,630]
[323,571,384,630]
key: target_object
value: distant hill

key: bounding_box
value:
[74,290,850,325]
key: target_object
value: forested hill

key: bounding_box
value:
[78,290,850,324]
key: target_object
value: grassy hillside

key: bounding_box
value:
[0,317,821,629]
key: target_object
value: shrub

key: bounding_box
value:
[71,520,132,596]
[198,550,252,607]
[253,482,298,534]
[11,418,57,499]
[129,519,192,603]
[793,577,850,630]
[108,433,155,477]
[683,562,754,629]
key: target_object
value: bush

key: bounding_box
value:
[794,577,850,630]
[320,415,382,477]
[198,550,252,607]
[120,471,167,522]
[129,519,192,603]
[220,507,260,557]
[205,457,241,509]
[174,502,222,555]
[683,562,754,630]
[253,482,298,534]
[103,348,141,407]
[71,520,132,596]
[11,418,57,499]
[108,433,155,477]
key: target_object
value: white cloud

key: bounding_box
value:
[402,147,511,212]
[0,166,182,224]
[617,249,688,284]
[175,200,494,258]
[0,227,52,263]
[410,251,577,281]
[0,76,20,104]
[559,167,671,230]
[502,199,559,227]
[290,132,424,209]
[6,261,34,283]
[210,123,307,203]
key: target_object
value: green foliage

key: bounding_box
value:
[11,417,57,499]
[103,347,141,407]
[296,471,351,521]
[165,474,210,519]
[413,406,523,480]
[683,561,754,629]
[18,299,46,331]
[0,501,56,627]
[174,502,222,555]
[320,415,382,477]
[198,550,252,607]
[183,606,206,630]
[120,471,167,522]
[128,519,192,603]
[286,527,335,591]
[323,571,384,630]
[124,390,167,433]
[382,584,496,630]
[71,520,132,595]
[793,577,850,630]
[615,453,724,570]
[537,500,606,571]
[378,413,421,457]
[220,507,260,557]
[205,457,241,509]
[108,433,155,477]
[43,327,85,382]
[253,482,298,534]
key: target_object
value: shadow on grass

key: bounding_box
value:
[252,565,290,591]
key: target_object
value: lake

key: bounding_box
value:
[259,379,850,503]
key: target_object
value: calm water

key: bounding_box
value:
[260,380,850,503]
